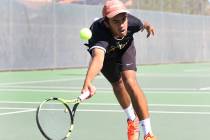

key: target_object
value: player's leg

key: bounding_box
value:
[121,70,156,140]
[111,78,131,109]
[101,59,136,118]
[111,78,140,140]
[101,59,139,140]
[122,70,149,119]
[120,44,156,140]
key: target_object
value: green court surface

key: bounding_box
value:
[0,63,210,140]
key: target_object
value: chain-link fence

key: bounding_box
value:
[58,0,210,16]
[0,0,210,71]
[129,0,210,16]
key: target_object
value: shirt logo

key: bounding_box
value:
[108,40,129,53]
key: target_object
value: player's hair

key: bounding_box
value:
[104,16,110,26]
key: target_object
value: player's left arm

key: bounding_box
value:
[141,21,155,38]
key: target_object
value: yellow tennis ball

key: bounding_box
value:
[80,28,92,41]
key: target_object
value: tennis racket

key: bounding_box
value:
[36,91,91,140]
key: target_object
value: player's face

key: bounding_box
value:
[108,13,128,39]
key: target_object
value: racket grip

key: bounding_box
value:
[79,91,91,101]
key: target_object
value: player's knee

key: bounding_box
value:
[123,77,137,87]
[111,78,124,88]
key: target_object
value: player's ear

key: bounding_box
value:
[104,17,110,28]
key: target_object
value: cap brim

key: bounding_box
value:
[106,9,129,18]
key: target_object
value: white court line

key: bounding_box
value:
[0,77,86,86]
[0,101,41,104]
[0,85,79,89]
[0,109,35,116]
[137,73,210,77]
[149,104,210,108]
[0,85,204,91]
[78,110,210,115]
[150,111,210,115]
[200,87,210,90]
[0,107,34,110]
[1,101,210,108]
[184,68,210,72]
[0,76,105,86]
[0,72,209,86]
[0,108,210,116]
[0,88,72,93]
[0,88,209,94]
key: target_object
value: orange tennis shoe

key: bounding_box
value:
[127,118,140,140]
[144,132,156,140]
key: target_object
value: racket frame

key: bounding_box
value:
[36,97,81,140]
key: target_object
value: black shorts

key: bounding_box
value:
[101,45,137,83]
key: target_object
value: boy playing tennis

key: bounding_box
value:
[81,0,156,140]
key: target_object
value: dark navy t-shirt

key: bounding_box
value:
[86,14,144,58]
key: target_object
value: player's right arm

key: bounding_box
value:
[81,48,105,96]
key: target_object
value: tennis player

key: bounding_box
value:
[81,0,156,140]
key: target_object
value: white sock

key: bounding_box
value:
[140,118,152,136]
[123,104,136,121]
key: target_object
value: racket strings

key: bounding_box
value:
[37,100,72,140]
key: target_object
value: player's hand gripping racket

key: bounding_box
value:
[36,91,91,140]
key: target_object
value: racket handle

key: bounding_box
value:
[79,91,91,101]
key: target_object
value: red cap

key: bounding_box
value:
[102,0,128,18]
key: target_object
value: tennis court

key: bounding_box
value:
[0,62,210,140]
